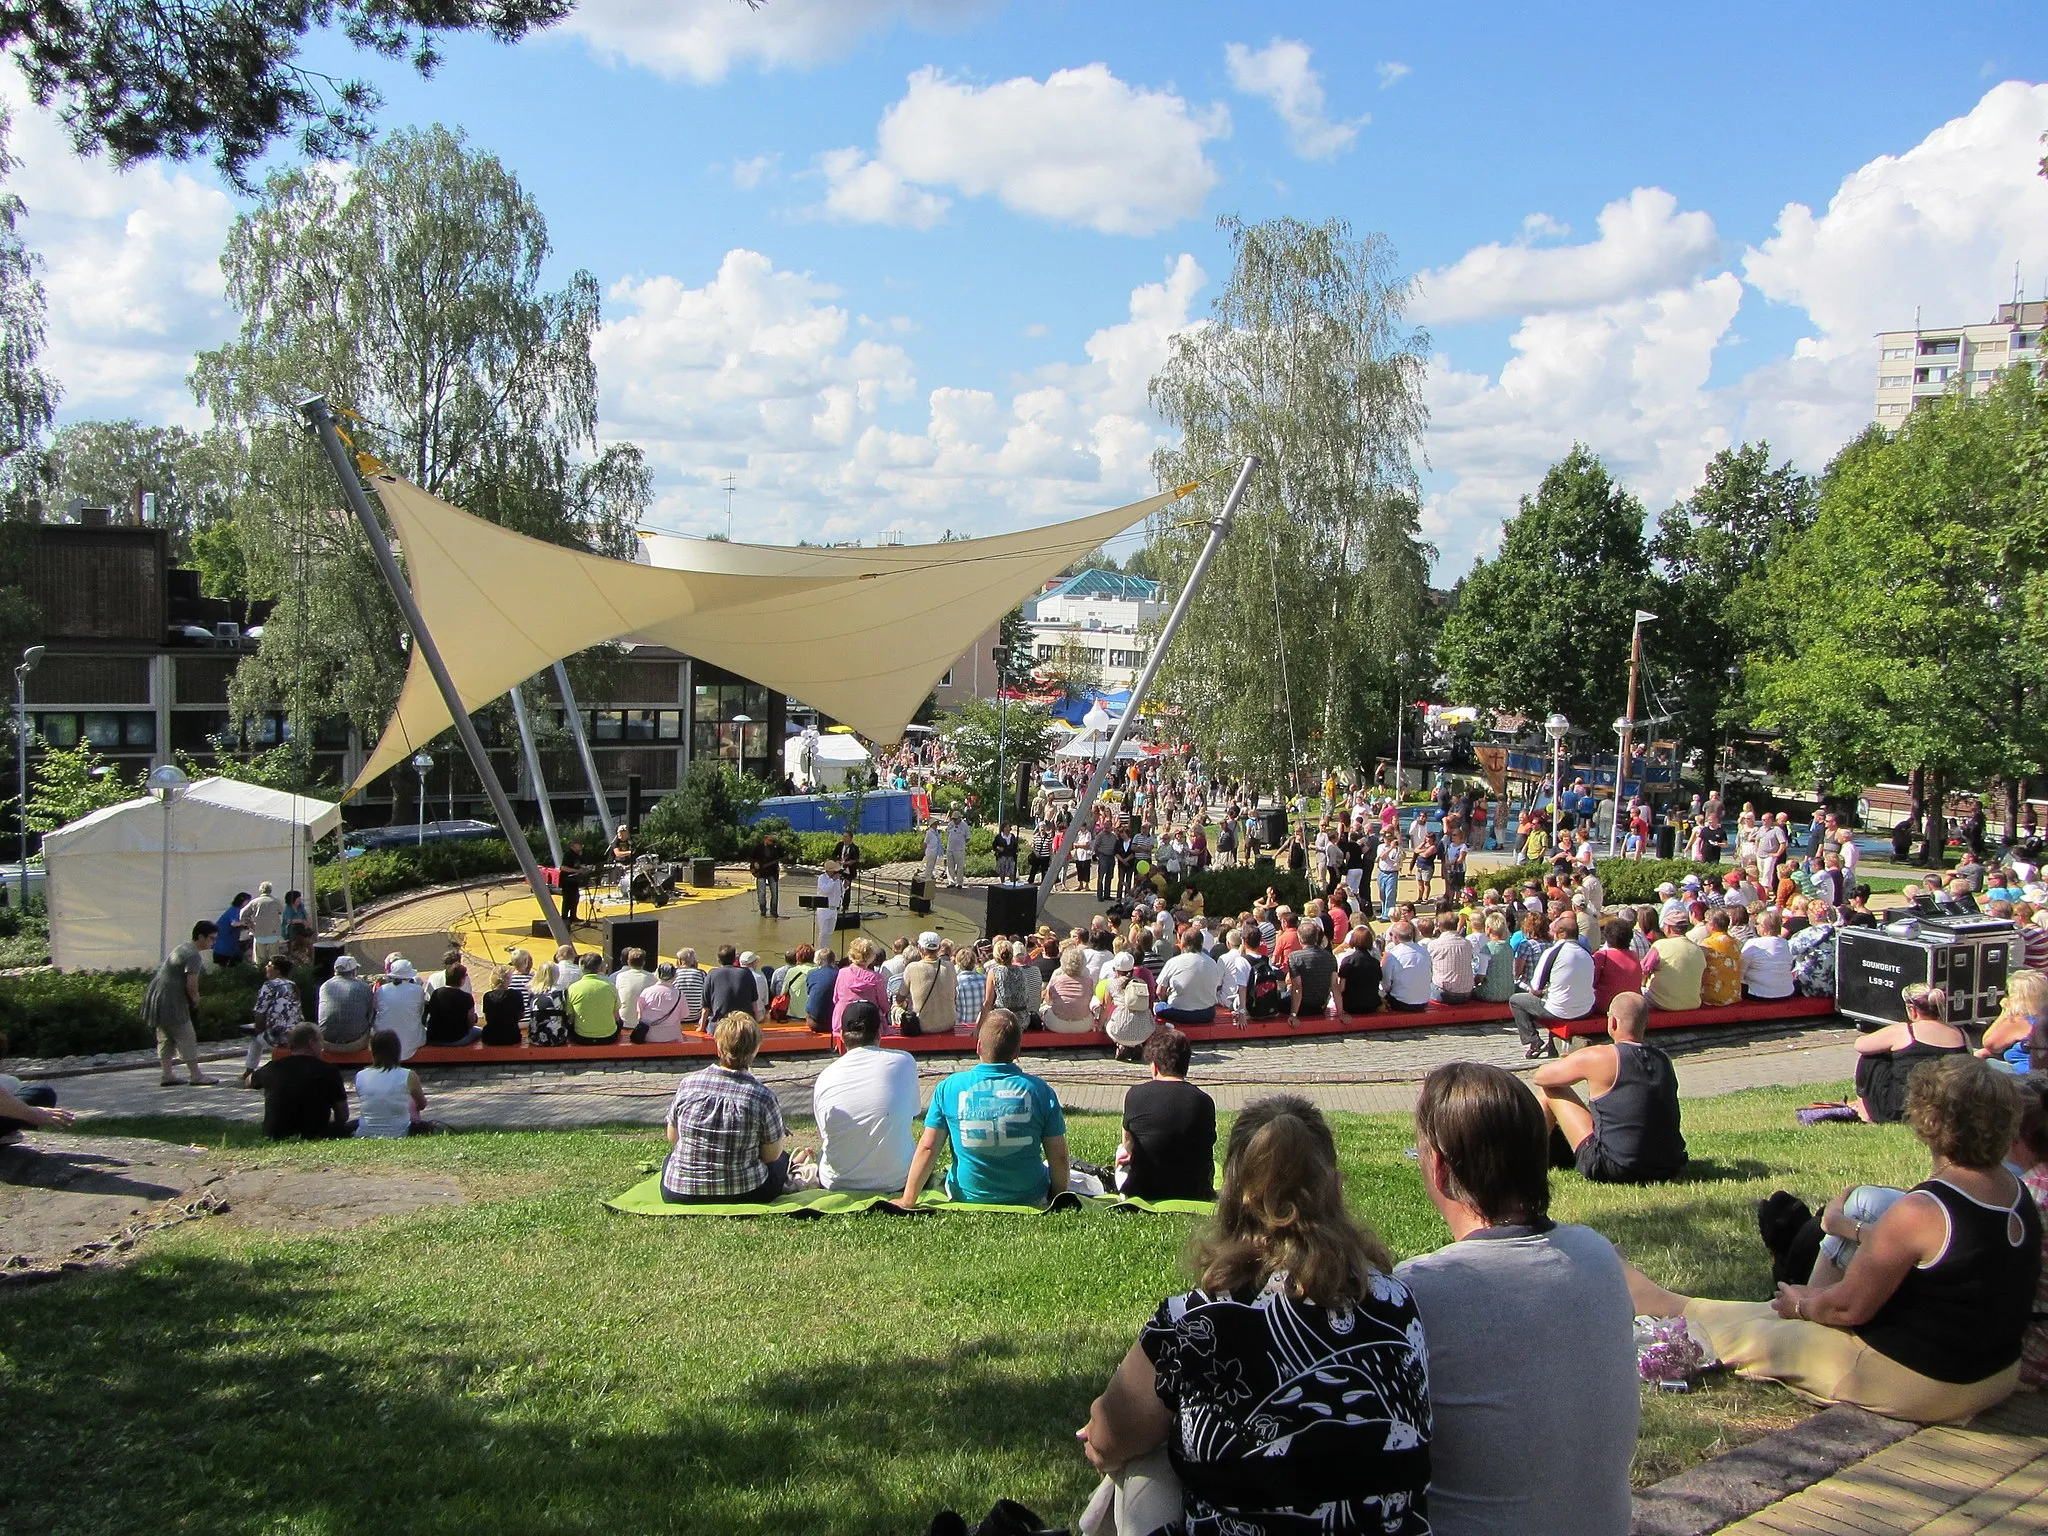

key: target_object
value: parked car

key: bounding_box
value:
[344,819,501,855]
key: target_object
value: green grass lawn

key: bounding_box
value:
[1,1085,1928,1535]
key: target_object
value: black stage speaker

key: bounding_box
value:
[606,916,660,972]
[1654,823,1677,860]
[908,876,933,916]
[985,883,1037,939]
[834,910,864,932]
[1259,808,1288,847]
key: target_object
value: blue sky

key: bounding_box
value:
[8,0,2048,575]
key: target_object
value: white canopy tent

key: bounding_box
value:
[42,778,341,972]
[1055,726,1145,762]
[784,731,871,789]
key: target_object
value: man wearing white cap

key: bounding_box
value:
[372,958,427,1061]
[814,861,845,956]
[901,932,958,1034]
[317,955,375,1051]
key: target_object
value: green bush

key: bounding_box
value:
[0,898,49,968]
[0,961,291,1059]
[1474,856,1723,907]
[312,837,529,908]
[793,828,995,866]
[1183,865,1315,916]
[637,762,772,861]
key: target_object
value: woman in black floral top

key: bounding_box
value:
[1079,1095,1432,1535]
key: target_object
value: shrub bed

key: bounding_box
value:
[1475,857,1726,906]
[1181,865,1315,916]
[0,961,295,1059]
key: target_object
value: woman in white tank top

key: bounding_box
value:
[353,1029,428,1137]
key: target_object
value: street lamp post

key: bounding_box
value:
[148,764,189,961]
[1545,713,1570,850]
[412,752,433,846]
[13,645,42,913]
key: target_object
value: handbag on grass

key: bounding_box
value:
[1796,1101,1861,1125]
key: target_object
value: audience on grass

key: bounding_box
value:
[1398,1061,1638,1536]
[317,954,375,1050]
[254,1023,352,1139]
[1078,1096,1431,1536]
[371,958,427,1061]
[1854,983,1970,1124]
[0,1032,73,1142]
[566,955,622,1045]
[660,1013,787,1205]
[479,967,527,1046]
[422,963,482,1047]
[354,1028,434,1137]
[1509,913,1592,1057]
[1116,1028,1216,1202]
[1977,969,2045,1074]
[902,1010,1069,1208]
[809,1000,921,1193]
[1532,995,1689,1184]
[1628,1056,2041,1423]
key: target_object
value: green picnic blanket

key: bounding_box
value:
[603,1172,1214,1219]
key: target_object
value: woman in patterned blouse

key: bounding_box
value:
[1078,1095,1433,1535]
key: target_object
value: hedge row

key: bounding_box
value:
[792,828,996,866]
[0,961,295,1060]
[1474,857,1727,906]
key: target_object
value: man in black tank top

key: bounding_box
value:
[1531,994,1688,1183]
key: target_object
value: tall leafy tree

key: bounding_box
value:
[996,605,1034,687]
[943,697,1059,824]
[1648,442,1815,759]
[1148,215,1431,786]
[1734,374,2048,855]
[46,420,247,554]
[2,2,575,187]
[1437,445,1651,731]
[0,103,57,669]
[190,123,649,754]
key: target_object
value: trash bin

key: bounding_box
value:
[1655,824,1677,860]
[689,857,717,888]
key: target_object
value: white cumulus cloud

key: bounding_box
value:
[2,84,235,428]
[1412,187,1720,326]
[1418,82,2048,582]
[562,0,989,83]
[594,249,1206,542]
[1224,38,1363,159]
[817,64,1227,235]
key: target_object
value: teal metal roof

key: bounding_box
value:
[1041,569,1160,602]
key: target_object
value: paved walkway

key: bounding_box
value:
[50,1019,1860,1130]
[1714,1392,2048,1535]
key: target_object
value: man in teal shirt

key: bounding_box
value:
[901,1009,1068,1206]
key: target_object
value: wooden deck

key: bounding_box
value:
[1715,1392,2048,1534]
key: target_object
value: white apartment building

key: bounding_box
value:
[1026,569,1162,690]
[1874,300,2045,423]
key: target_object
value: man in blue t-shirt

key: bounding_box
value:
[900,1009,1068,1207]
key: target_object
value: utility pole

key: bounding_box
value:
[1612,610,1655,855]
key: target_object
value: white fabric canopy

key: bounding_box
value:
[43,778,341,972]
[351,475,1191,793]
[1055,726,1144,761]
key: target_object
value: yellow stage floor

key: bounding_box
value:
[448,875,988,973]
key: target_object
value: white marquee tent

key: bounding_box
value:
[1055,725,1145,762]
[784,731,871,789]
[42,778,341,972]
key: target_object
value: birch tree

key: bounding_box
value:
[1147,215,1432,786]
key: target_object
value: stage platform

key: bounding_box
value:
[319,994,1839,1068]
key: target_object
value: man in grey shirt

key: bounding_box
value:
[1395,1061,1638,1536]
[317,955,376,1049]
